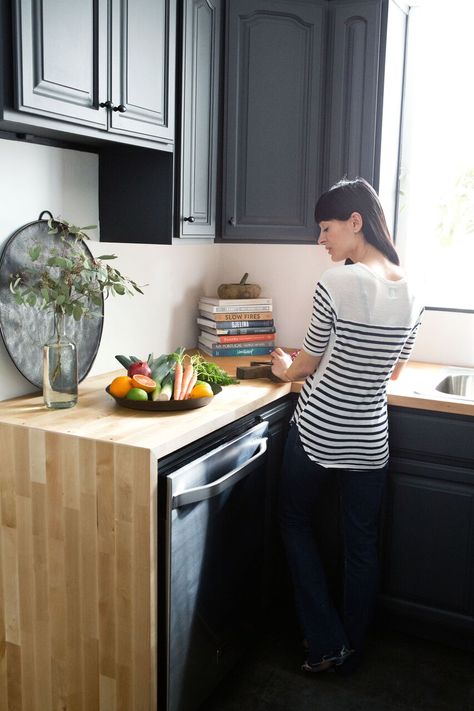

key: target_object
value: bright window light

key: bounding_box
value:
[396,0,474,311]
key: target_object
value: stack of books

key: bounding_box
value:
[197,296,275,357]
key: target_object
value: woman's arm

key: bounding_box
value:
[271,347,321,382]
[390,360,407,381]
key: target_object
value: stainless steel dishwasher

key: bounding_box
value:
[158,419,269,711]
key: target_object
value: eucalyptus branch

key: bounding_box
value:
[9,216,144,320]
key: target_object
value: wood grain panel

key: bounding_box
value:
[0,424,157,710]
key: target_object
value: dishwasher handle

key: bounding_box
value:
[172,437,267,509]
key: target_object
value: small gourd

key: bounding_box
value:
[217,273,262,299]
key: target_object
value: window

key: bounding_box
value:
[395,0,474,311]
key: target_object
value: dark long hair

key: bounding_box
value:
[314,178,400,265]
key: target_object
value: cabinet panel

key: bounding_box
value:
[381,406,474,649]
[383,465,474,616]
[222,0,325,242]
[13,0,108,127]
[324,0,382,188]
[110,0,176,142]
[177,0,221,238]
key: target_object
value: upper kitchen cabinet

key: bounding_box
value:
[175,0,221,238]
[323,0,387,190]
[12,0,108,129]
[221,0,326,242]
[108,0,176,143]
[5,0,176,148]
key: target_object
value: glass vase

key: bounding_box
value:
[43,312,78,409]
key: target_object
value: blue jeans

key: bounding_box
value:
[279,424,387,665]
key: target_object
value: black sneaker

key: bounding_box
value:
[301,646,354,674]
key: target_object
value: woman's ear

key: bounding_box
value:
[351,212,363,234]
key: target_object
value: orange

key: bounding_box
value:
[189,381,214,399]
[131,374,156,393]
[109,375,133,398]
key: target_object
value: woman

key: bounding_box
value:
[271,178,424,675]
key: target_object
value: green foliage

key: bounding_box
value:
[9,216,144,320]
[435,170,474,248]
[190,353,238,385]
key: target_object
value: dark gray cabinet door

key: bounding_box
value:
[13,0,108,128]
[178,0,221,238]
[324,0,383,189]
[222,0,325,242]
[109,0,176,142]
[380,407,474,649]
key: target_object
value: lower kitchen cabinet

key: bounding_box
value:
[380,406,474,650]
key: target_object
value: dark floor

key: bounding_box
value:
[200,625,474,711]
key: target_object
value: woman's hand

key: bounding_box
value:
[271,348,322,382]
[271,348,293,381]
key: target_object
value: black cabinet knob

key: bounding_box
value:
[113,104,127,113]
[183,216,196,223]
[228,217,236,227]
[99,100,113,109]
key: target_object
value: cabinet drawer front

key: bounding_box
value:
[388,407,474,466]
[14,0,108,128]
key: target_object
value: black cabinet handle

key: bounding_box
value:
[99,100,127,113]
[228,217,236,227]
[183,216,196,223]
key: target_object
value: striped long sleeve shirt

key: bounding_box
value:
[294,263,424,470]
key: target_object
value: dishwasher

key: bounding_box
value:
[158,418,269,711]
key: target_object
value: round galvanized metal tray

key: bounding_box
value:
[0,212,104,388]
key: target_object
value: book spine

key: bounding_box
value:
[198,343,274,357]
[200,339,275,350]
[198,302,272,313]
[200,327,276,336]
[199,297,272,306]
[198,316,274,329]
[199,310,273,322]
[200,332,276,344]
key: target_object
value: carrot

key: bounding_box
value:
[179,363,194,400]
[183,370,198,400]
[173,361,183,400]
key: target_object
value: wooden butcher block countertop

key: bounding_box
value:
[0,355,472,711]
[0,359,472,458]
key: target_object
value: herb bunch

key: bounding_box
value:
[9,216,143,320]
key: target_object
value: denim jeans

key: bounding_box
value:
[279,424,387,665]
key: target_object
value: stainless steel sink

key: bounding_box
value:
[435,374,474,399]
[413,368,474,402]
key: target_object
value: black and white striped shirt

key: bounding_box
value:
[294,263,424,470]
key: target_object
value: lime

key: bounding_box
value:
[126,387,149,401]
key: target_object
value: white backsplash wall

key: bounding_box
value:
[86,241,219,377]
[0,138,473,402]
[212,243,333,349]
